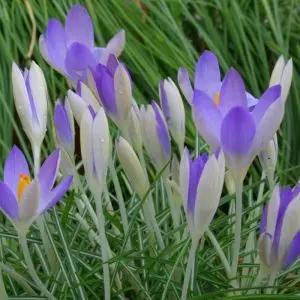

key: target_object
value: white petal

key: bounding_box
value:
[19,178,40,223]
[266,185,280,237]
[269,56,285,87]
[114,64,132,126]
[194,155,220,240]
[128,101,143,152]
[106,30,125,57]
[92,107,110,181]
[80,82,101,113]
[67,90,88,125]
[11,63,33,140]
[281,58,293,103]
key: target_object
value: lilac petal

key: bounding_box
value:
[219,68,247,116]
[192,90,222,151]
[178,67,193,104]
[187,154,208,215]
[151,102,171,159]
[65,5,94,48]
[0,182,18,219]
[252,85,281,125]
[293,184,300,198]
[194,50,221,98]
[45,19,67,71]
[65,42,97,81]
[92,47,106,63]
[4,145,30,198]
[38,176,73,215]
[220,107,256,179]
[95,67,117,116]
[106,54,119,75]
[38,149,61,205]
[246,92,258,110]
[159,80,170,120]
[54,101,73,145]
[284,232,300,268]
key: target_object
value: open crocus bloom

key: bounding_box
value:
[258,185,300,274]
[192,67,283,182]
[178,50,258,108]
[0,146,72,229]
[39,4,125,84]
[180,149,225,242]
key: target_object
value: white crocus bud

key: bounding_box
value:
[169,155,182,207]
[159,78,185,151]
[12,61,48,148]
[269,56,293,102]
[116,136,149,198]
[127,101,143,152]
[80,107,110,193]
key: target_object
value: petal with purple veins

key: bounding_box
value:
[219,68,247,116]
[65,5,94,48]
[195,50,221,98]
[192,90,222,151]
[283,232,300,268]
[0,182,19,219]
[4,146,29,198]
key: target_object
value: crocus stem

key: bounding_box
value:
[231,179,243,281]
[95,194,110,300]
[181,240,198,300]
[0,268,7,300]
[32,144,57,271]
[19,232,56,300]
[266,271,277,294]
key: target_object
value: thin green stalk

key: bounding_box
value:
[231,179,243,281]
[181,240,198,300]
[0,268,7,300]
[19,232,56,300]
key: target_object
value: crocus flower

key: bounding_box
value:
[54,99,75,179]
[258,184,300,275]
[140,101,171,171]
[12,62,47,150]
[80,106,110,193]
[178,50,257,108]
[39,4,125,84]
[159,78,185,151]
[116,136,149,198]
[89,54,132,127]
[0,146,72,230]
[67,82,100,125]
[127,101,143,152]
[192,68,283,182]
[180,148,225,242]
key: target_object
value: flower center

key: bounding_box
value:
[17,174,31,201]
[213,91,220,107]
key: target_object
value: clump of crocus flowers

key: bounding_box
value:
[0,4,297,299]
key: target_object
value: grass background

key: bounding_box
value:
[0,0,300,298]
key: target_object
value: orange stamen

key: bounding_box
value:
[17,174,31,201]
[213,91,220,107]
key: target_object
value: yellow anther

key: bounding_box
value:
[213,91,220,107]
[17,174,31,201]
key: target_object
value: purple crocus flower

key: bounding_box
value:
[178,50,258,108]
[258,184,300,273]
[0,146,72,229]
[180,148,225,242]
[192,68,283,182]
[39,4,125,84]
[140,101,171,171]
[89,54,132,127]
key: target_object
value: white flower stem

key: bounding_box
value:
[181,240,198,300]
[19,232,56,300]
[231,179,243,281]
[95,193,111,300]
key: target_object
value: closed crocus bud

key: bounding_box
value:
[116,136,149,198]
[140,101,171,171]
[269,56,293,103]
[159,78,185,151]
[67,82,100,125]
[224,170,236,195]
[90,54,132,128]
[80,107,110,193]
[259,134,278,186]
[12,62,47,148]
[169,155,182,207]
[180,148,225,242]
[258,184,300,275]
[127,101,143,152]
